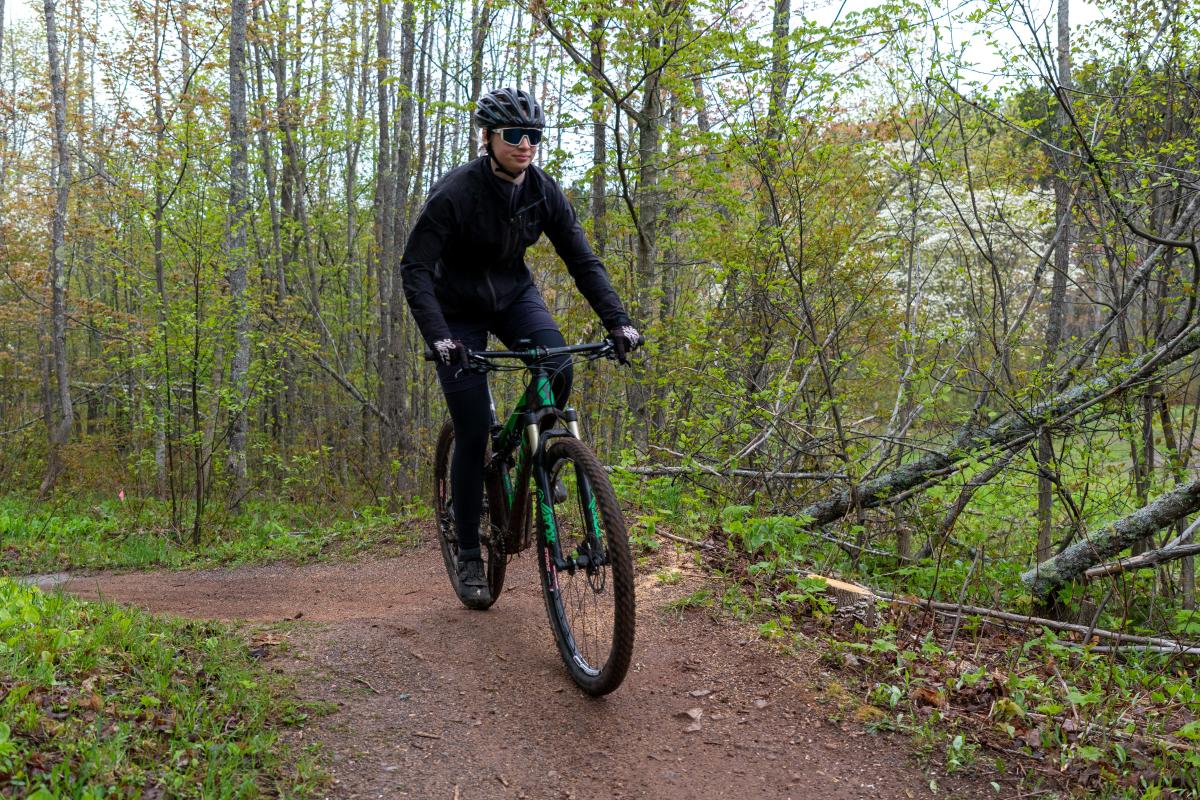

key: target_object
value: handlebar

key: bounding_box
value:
[423,340,615,368]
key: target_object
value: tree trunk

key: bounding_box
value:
[382,0,417,492]
[0,0,6,188]
[250,9,288,452]
[1037,0,1071,562]
[39,0,74,498]
[1024,476,1200,598]
[226,0,251,505]
[373,0,395,465]
[625,34,663,449]
[762,0,789,226]
[797,321,1200,529]
[469,0,490,109]
[1156,391,1195,609]
[150,0,173,505]
[589,14,606,256]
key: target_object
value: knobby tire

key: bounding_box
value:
[434,420,506,609]
[537,437,635,695]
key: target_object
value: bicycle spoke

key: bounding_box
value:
[538,437,634,693]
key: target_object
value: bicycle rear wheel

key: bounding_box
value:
[536,437,635,695]
[434,420,506,610]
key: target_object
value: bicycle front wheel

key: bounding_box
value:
[434,420,506,610]
[536,437,635,695]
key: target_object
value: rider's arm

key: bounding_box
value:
[400,189,457,345]
[541,178,632,330]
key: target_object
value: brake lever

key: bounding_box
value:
[467,353,492,374]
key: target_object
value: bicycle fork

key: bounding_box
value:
[533,449,608,581]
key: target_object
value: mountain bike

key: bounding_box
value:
[428,340,636,696]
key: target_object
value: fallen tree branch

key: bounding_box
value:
[1085,543,1200,578]
[797,323,1200,530]
[879,593,1195,651]
[654,529,716,550]
[1022,477,1200,598]
[612,465,845,480]
[1085,644,1200,656]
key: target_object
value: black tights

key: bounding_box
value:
[446,328,572,558]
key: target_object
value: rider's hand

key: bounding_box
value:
[432,338,471,369]
[608,325,642,366]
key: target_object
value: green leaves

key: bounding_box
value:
[721,506,813,560]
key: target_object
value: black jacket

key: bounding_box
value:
[400,156,630,345]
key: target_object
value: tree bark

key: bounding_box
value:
[250,8,288,450]
[469,0,490,110]
[0,0,7,193]
[149,0,173,504]
[227,0,251,504]
[38,0,74,498]
[1024,476,1200,598]
[1086,543,1200,579]
[1037,0,1072,562]
[797,321,1200,529]
[589,14,606,256]
[373,0,395,464]
[381,0,416,491]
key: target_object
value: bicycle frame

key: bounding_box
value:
[482,358,602,572]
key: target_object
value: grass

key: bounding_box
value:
[0,578,326,797]
[0,494,424,576]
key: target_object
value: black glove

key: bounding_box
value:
[608,325,642,365]
[432,338,470,369]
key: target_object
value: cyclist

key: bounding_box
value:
[400,87,641,605]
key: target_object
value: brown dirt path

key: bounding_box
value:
[60,541,997,800]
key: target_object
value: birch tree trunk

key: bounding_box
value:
[38,0,74,498]
[227,0,251,504]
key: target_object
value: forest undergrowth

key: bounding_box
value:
[0,494,423,577]
[1,460,1198,796]
[619,471,1200,798]
[0,579,326,798]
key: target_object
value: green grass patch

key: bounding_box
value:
[0,578,325,797]
[0,494,424,576]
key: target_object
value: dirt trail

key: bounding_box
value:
[60,541,994,800]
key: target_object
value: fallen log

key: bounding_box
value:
[1022,477,1200,598]
[797,323,1200,529]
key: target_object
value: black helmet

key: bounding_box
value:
[474,88,545,130]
